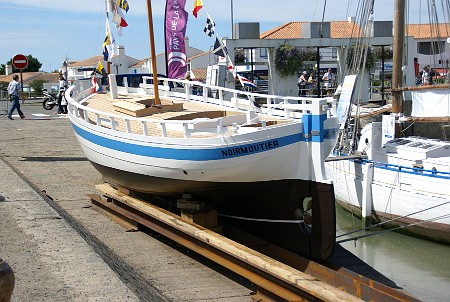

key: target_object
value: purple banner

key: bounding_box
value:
[165,0,188,79]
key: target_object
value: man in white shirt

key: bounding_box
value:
[322,68,335,96]
[7,75,25,120]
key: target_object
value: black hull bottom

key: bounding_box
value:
[92,162,336,260]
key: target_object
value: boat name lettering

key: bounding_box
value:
[170,1,181,50]
[221,140,279,157]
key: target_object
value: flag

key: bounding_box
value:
[92,75,99,93]
[116,0,129,13]
[192,0,203,18]
[237,74,257,89]
[96,61,107,76]
[165,0,188,79]
[114,8,128,27]
[213,37,227,57]
[102,20,115,62]
[203,16,215,37]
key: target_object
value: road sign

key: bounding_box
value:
[12,54,28,69]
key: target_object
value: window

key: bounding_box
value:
[259,48,268,58]
[417,41,446,55]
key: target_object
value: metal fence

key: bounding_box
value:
[0,91,9,116]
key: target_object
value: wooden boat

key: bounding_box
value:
[326,0,450,243]
[66,75,339,260]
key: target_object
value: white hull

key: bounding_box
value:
[326,122,450,242]
[66,76,339,260]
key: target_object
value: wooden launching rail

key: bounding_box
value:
[89,183,421,302]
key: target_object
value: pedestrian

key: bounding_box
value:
[6,74,25,120]
[298,71,308,96]
[59,87,68,114]
[322,68,335,96]
[422,65,432,85]
[55,74,67,114]
[415,71,423,85]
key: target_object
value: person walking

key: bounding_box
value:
[6,74,25,120]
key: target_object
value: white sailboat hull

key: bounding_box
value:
[326,122,450,243]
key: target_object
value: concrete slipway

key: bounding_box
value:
[0,101,252,302]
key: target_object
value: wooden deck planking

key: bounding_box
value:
[83,93,228,138]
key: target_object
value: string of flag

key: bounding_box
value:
[192,0,254,90]
[98,0,131,81]
[193,1,237,80]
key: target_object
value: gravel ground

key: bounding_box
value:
[0,100,253,302]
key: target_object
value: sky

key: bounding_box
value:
[0,0,438,73]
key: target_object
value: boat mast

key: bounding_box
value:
[146,0,161,106]
[392,0,405,137]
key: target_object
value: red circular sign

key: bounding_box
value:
[12,54,28,69]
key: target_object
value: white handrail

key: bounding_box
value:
[65,77,334,138]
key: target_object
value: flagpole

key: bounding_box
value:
[231,0,234,38]
[146,0,161,106]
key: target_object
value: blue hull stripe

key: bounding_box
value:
[335,153,450,180]
[72,123,304,161]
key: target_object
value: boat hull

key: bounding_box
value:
[93,161,336,260]
[326,159,450,243]
[66,79,338,260]
[70,116,336,260]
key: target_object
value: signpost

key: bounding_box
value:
[12,54,28,70]
[11,54,28,103]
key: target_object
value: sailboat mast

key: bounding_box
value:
[146,0,161,105]
[392,0,405,136]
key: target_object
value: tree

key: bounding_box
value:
[346,45,375,70]
[372,46,393,60]
[275,44,317,77]
[30,79,47,95]
[5,55,42,73]
[0,81,8,91]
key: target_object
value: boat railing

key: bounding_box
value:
[66,76,336,139]
[363,159,450,179]
[139,76,335,119]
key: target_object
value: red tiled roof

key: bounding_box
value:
[191,68,207,81]
[261,21,362,39]
[70,56,104,67]
[406,23,450,39]
[0,72,60,84]
[261,21,450,40]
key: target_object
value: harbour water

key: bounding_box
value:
[335,205,450,302]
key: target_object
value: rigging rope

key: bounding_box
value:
[337,199,450,239]
[337,212,450,243]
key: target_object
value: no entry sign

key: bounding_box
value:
[12,54,28,69]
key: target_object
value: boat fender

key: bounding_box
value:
[303,197,312,211]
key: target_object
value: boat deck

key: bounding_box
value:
[81,92,288,139]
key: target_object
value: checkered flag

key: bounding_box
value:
[203,16,215,37]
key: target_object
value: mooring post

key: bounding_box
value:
[361,163,374,227]
[0,258,15,302]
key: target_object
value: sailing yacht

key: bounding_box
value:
[326,0,450,243]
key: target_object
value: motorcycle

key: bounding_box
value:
[42,89,59,110]
[42,88,66,111]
